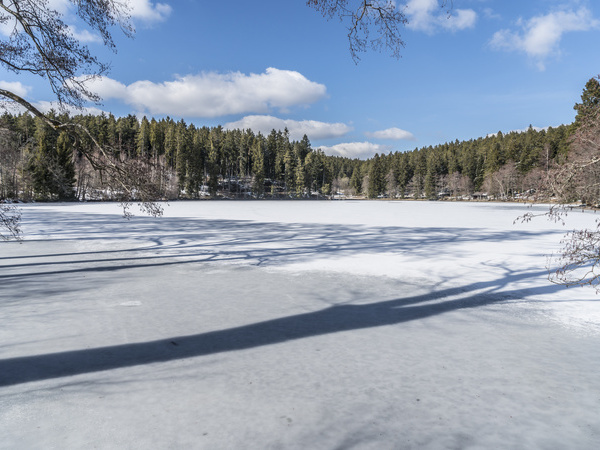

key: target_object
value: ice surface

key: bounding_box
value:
[1,200,599,449]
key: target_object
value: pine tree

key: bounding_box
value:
[55,131,76,199]
[207,128,221,196]
[412,150,427,198]
[424,166,437,199]
[175,120,190,195]
[251,139,265,196]
[295,157,306,197]
[574,77,600,125]
[136,116,151,158]
[149,118,164,161]
[350,166,362,195]
[29,119,75,200]
[163,120,177,168]
[186,127,205,198]
[367,154,384,198]
[284,146,296,195]
[393,153,411,198]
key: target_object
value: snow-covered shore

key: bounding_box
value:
[1,201,599,449]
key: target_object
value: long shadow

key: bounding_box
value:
[1,211,563,282]
[0,268,559,387]
[0,207,570,387]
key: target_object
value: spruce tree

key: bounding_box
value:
[252,140,265,196]
[574,77,600,125]
[367,154,384,198]
[55,131,76,200]
[350,166,362,195]
[295,157,306,198]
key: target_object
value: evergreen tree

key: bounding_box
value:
[574,77,600,125]
[393,153,411,198]
[186,126,205,197]
[412,150,427,198]
[251,139,265,196]
[485,141,504,175]
[163,120,177,168]
[295,157,306,197]
[350,166,362,195]
[149,118,164,161]
[175,120,189,195]
[54,131,76,199]
[29,120,75,200]
[424,166,437,199]
[207,129,221,196]
[284,146,296,195]
[295,135,312,163]
[136,116,151,157]
[367,153,385,198]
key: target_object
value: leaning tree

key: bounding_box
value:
[0,0,163,239]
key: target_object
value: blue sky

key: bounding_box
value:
[2,0,600,159]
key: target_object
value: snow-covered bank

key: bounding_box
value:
[1,201,599,448]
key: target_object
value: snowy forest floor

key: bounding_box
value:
[1,200,599,449]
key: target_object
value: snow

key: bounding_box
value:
[1,200,599,449]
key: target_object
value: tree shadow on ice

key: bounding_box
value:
[0,210,563,281]
[0,267,564,387]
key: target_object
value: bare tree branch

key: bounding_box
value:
[0,1,166,239]
[0,202,21,240]
[307,1,451,62]
[520,76,600,290]
[308,0,407,62]
[0,0,131,107]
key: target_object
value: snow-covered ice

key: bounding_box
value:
[1,200,599,449]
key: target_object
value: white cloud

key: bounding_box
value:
[46,0,71,15]
[490,7,599,70]
[406,0,477,33]
[128,0,172,23]
[35,100,107,116]
[483,8,501,21]
[50,0,171,23]
[68,26,102,43]
[87,68,327,118]
[0,16,15,37]
[365,127,415,141]
[318,142,391,160]
[1,98,107,116]
[225,115,352,141]
[0,81,31,98]
[2,0,171,40]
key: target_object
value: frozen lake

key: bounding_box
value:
[1,200,599,448]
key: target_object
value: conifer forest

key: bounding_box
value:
[0,111,575,204]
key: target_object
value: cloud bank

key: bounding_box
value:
[318,142,391,160]
[0,81,30,98]
[365,127,416,141]
[87,68,327,118]
[490,7,599,69]
[225,115,351,141]
[35,100,107,117]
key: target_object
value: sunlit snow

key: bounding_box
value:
[1,201,599,449]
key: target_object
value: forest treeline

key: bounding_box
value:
[0,111,573,202]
